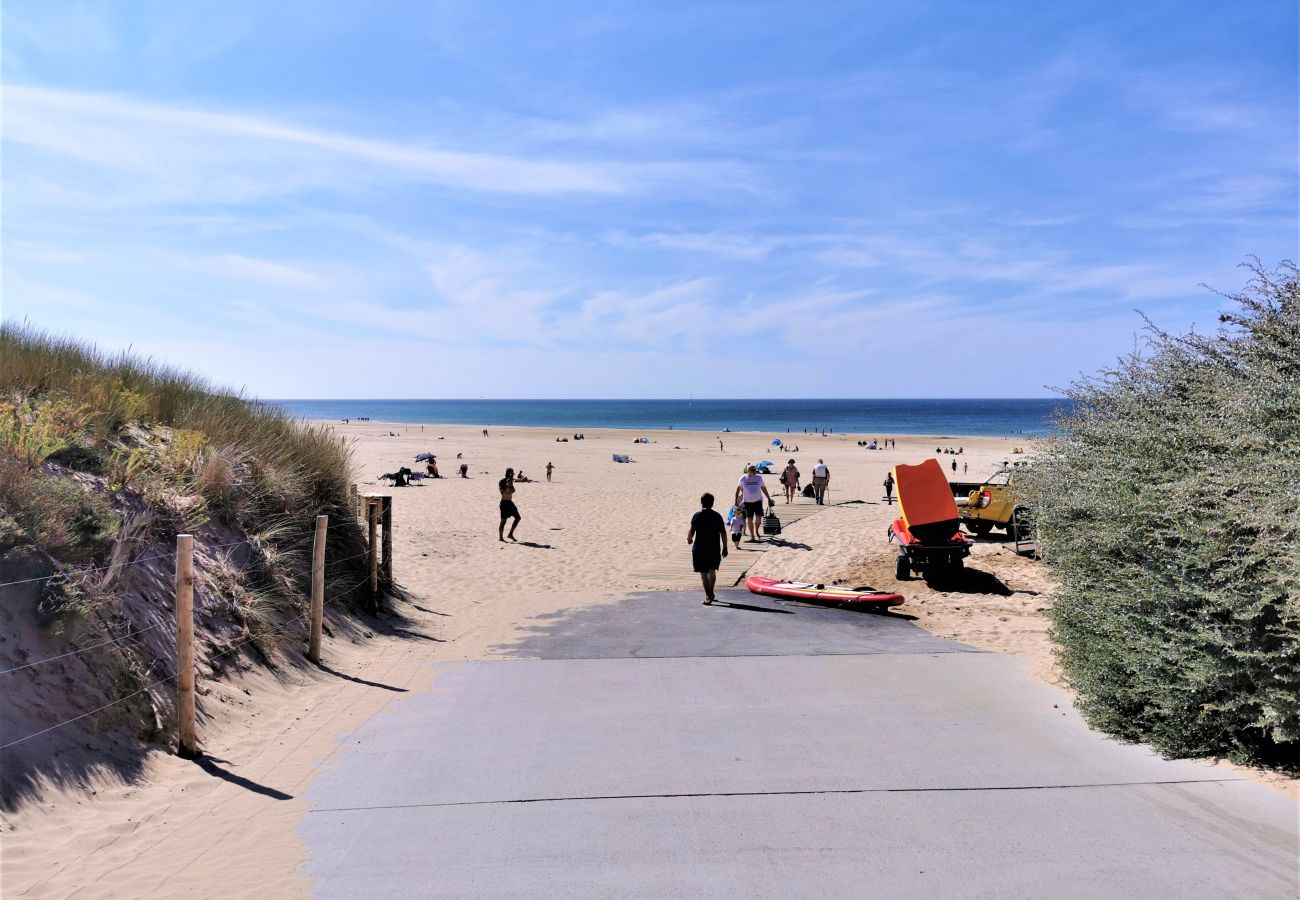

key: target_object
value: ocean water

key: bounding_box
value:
[265,398,1070,437]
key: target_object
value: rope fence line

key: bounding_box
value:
[0,621,170,676]
[0,550,376,676]
[0,673,179,753]
[202,577,373,669]
[0,518,369,592]
[0,578,378,752]
[1,500,396,757]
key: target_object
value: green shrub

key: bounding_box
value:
[1024,259,1299,772]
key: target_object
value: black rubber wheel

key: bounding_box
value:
[895,554,911,581]
[1011,507,1030,539]
[967,520,992,537]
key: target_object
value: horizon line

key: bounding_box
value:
[260,396,1068,402]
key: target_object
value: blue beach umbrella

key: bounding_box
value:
[771,439,782,446]
[756,460,775,469]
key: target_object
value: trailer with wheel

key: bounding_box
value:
[888,458,972,580]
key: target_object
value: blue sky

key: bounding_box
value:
[3,1,1296,398]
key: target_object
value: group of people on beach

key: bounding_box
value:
[687,456,832,603]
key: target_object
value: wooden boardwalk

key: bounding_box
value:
[630,498,834,590]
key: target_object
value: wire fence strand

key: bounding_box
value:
[0,504,382,752]
[0,519,368,591]
[1,562,379,751]
[0,673,179,752]
[0,621,170,676]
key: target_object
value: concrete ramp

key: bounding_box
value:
[300,589,1298,898]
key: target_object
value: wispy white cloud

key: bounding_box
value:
[197,254,330,291]
[3,85,739,204]
[2,4,119,78]
[606,230,785,261]
[3,273,105,313]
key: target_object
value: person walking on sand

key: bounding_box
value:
[781,459,800,504]
[734,464,773,542]
[811,459,830,504]
[883,471,895,504]
[498,467,521,541]
[688,493,728,605]
[545,461,554,482]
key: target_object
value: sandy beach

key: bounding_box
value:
[335,423,1044,657]
[2,422,1290,897]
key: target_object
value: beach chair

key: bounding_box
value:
[888,458,971,579]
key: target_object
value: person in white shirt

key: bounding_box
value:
[811,459,830,505]
[733,465,773,542]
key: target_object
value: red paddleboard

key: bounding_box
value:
[746,575,904,607]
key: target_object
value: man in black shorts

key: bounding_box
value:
[687,493,728,604]
[498,467,521,541]
[734,464,773,542]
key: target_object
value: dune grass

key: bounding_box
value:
[0,322,353,522]
[0,320,371,628]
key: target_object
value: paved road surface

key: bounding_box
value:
[300,589,1298,898]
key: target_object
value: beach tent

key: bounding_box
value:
[771,439,782,446]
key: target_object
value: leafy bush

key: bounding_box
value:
[1023,259,1299,771]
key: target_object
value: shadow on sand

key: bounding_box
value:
[922,567,1012,595]
[315,661,409,692]
[194,754,293,800]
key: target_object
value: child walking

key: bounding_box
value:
[728,504,745,548]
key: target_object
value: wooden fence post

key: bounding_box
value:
[175,534,198,759]
[380,496,393,590]
[308,514,327,663]
[367,500,380,615]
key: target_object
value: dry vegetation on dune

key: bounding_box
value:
[0,324,373,808]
